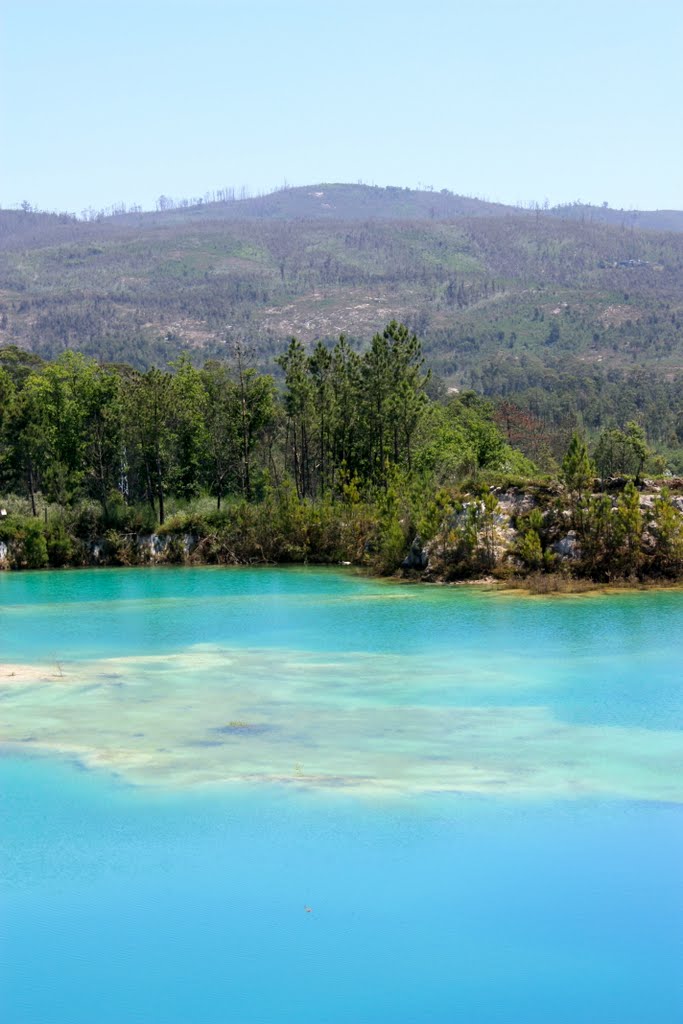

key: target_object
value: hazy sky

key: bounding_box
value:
[2,0,681,214]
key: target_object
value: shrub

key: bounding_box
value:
[102,491,129,531]
[23,522,48,569]
[517,528,543,569]
[125,503,158,533]
[104,529,133,566]
[46,520,75,567]
[157,510,208,536]
[69,500,104,540]
[4,517,50,569]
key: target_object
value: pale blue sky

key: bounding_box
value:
[2,0,682,214]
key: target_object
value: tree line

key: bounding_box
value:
[2,328,681,584]
[0,325,527,527]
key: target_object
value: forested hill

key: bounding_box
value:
[1,182,683,466]
[4,182,683,236]
[0,184,513,237]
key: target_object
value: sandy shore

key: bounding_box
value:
[0,662,72,686]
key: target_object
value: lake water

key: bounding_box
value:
[1,567,681,1023]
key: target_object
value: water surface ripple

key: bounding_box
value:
[1,568,682,1024]
[1,567,681,799]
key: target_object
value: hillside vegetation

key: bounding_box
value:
[1,183,682,466]
[1,338,682,584]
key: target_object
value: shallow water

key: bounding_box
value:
[1,567,682,1022]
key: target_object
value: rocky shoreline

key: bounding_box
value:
[1,479,682,586]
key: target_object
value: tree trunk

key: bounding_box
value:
[156,456,165,525]
[242,435,251,503]
[145,464,156,516]
[27,461,37,517]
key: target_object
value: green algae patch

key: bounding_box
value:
[1,644,681,802]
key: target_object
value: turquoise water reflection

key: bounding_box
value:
[1,568,681,727]
[2,758,681,1024]
[1,568,682,1022]
[1,568,682,796]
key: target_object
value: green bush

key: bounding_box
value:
[69,500,104,540]
[157,510,209,536]
[0,516,22,544]
[516,528,543,569]
[104,529,133,566]
[46,520,75,567]
[125,503,158,533]
[102,491,129,531]
[4,517,50,569]
[23,522,48,569]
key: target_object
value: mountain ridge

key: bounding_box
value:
[1,182,682,461]
[4,182,683,233]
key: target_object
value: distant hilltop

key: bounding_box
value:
[5,182,683,233]
[1,180,682,465]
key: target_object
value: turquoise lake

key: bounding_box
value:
[1,567,682,1022]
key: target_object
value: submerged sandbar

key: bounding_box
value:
[1,642,681,801]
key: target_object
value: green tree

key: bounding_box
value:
[624,422,650,484]
[361,328,391,486]
[515,507,546,570]
[277,339,315,499]
[581,492,621,578]
[17,353,96,505]
[169,357,207,501]
[614,479,643,575]
[127,368,175,524]
[384,321,430,471]
[413,403,477,483]
[651,489,683,575]
[446,392,506,475]
[78,363,125,509]
[360,322,430,487]
[0,367,17,492]
[329,336,362,480]
[561,432,596,541]
[234,345,275,501]
[308,341,334,495]
[562,432,595,494]
[517,527,543,569]
[594,422,654,482]
[202,361,240,510]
